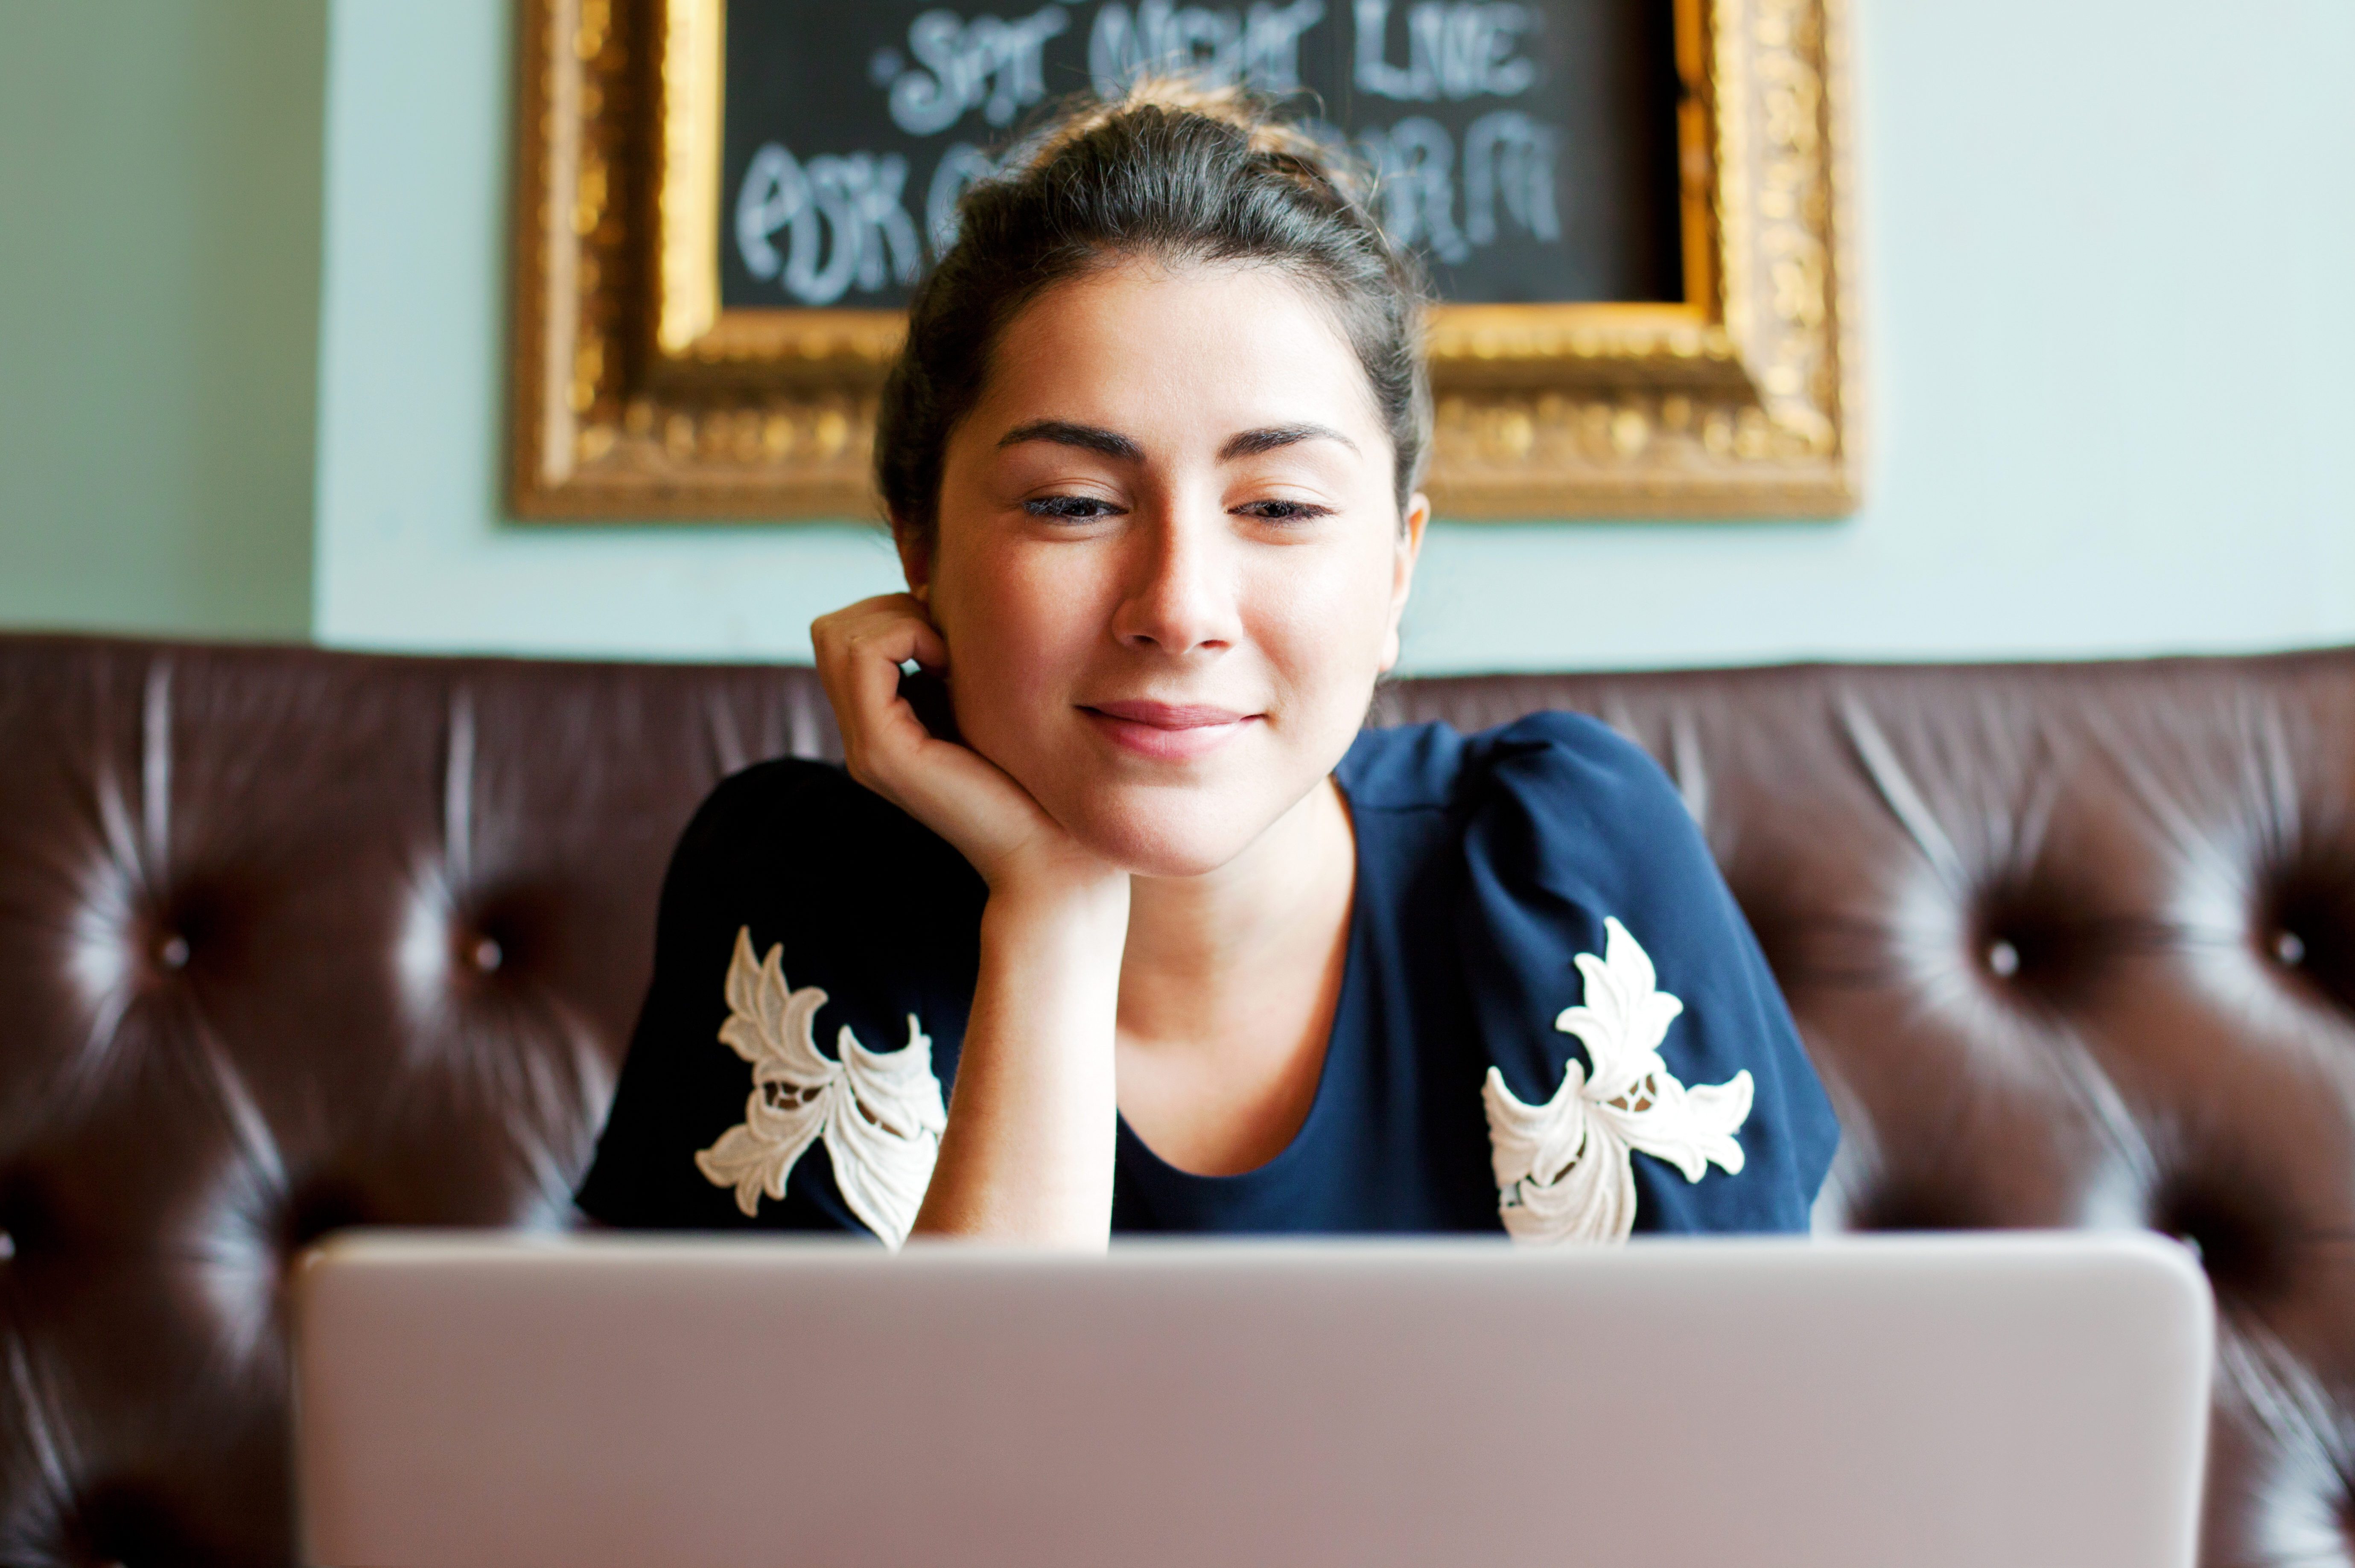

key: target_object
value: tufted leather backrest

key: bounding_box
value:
[1,632,2349,1566]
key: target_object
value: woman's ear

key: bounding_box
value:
[1379,493,1431,674]
[893,519,934,606]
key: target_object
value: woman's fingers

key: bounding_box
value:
[814,596,943,775]
[810,595,1086,889]
[812,594,944,688]
[814,595,1005,819]
[823,598,948,674]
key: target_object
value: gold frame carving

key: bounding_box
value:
[509,0,1860,521]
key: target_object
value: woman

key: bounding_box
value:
[575,84,1836,1250]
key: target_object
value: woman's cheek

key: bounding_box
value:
[949,551,1097,750]
[999,552,1109,691]
[1256,549,1395,705]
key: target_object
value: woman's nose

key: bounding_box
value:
[1110,510,1240,656]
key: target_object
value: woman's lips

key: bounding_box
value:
[1079,699,1260,760]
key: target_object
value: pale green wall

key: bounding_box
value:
[0,2,325,640]
[14,3,2352,668]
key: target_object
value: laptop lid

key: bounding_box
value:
[293,1232,2210,1568]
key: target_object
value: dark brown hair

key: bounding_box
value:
[873,80,1431,544]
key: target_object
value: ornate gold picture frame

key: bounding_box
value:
[509,0,1859,521]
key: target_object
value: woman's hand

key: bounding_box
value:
[812,595,1110,898]
[814,592,1128,1248]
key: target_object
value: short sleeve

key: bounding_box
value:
[1454,712,1838,1236]
[574,760,985,1240]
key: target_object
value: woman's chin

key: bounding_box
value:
[1045,787,1281,880]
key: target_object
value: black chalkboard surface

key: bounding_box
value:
[720,0,1684,313]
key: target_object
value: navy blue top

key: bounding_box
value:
[575,714,1838,1238]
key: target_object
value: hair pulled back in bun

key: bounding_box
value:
[874,77,1430,544]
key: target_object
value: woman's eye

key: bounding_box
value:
[1235,500,1333,523]
[1024,495,1124,520]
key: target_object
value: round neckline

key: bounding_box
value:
[1114,776,1367,1187]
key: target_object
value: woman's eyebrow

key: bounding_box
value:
[994,420,1358,463]
[1220,424,1360,460]
[997,420,1144,460]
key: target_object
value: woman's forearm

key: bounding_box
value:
[910,874,1129,1247]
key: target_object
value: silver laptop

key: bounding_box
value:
[292,1232,2210,1568]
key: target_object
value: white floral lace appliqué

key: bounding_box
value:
[694,927,946,1249]
[1482,916,1754,1244]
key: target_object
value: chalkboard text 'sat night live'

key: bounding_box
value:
[721,0,1685,312]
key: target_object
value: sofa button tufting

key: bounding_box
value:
[10,636,2355,1568]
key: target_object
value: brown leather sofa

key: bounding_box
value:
[2,630,2350,1566]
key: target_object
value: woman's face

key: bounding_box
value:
[913,259,1427,879]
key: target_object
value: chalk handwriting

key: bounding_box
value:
[1361,118,1469,262]
[1087,0,1325,95]
[737,144,925,306]
[883,6,1071,136]
[730,2,1568,302]
[1359,108,1558,266]
[1462,109,1558,244]
[1354,0,1535,101]
[925,143,1001,254]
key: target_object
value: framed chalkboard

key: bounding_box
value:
[509,0,1860,520]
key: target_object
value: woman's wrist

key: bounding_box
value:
[981,855,1131,933]
[977,870,1132,1009]
[914,863,1126,1248]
